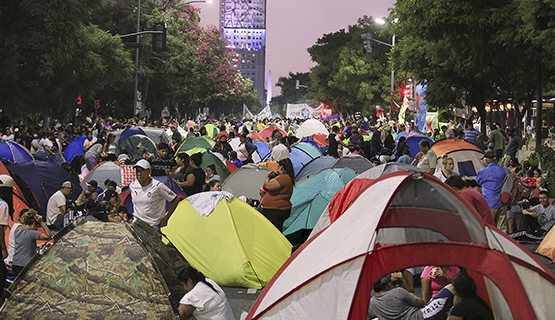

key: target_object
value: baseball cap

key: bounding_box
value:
[61,181,74,189]
[482,150,496,160]
[134,159,151,170]
[86,180,98,188]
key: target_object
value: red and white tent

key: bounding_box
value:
[247,171,555,320]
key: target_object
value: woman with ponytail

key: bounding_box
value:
[177,266,235,320]
[448,273,493,320]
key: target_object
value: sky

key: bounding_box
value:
[197,0,396,98]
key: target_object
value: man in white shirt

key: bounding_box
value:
[271,137,290,162]
[46,181,73,230]
[129,159,180,238]
[415,140,436,174]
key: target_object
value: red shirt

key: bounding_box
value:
[460,187,494,225]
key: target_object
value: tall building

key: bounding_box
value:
[221,0,266,106]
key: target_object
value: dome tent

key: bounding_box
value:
[184,147,231,182]
[247,171,555,320]
[162,193,291,289]
[431,139,484,178]
[118,134,157,160]
[295,119,329,138]
[222,163,271,200]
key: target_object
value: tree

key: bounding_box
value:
[306,16,392,116]
[271,72,311,116]
[0,0,134,119]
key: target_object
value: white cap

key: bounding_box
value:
[0,175,13,187]
[133,159,151,170]
[61,181,74,189]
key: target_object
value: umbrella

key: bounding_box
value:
[0,141,33,163]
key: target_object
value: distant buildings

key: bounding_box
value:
[221,0,266,106]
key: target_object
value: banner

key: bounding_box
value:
[398,96,409,124]
[286,103,320,119]
[415,83,428,133]
[257,105,273,119]
[243,104,255,119]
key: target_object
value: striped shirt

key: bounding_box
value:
[464,128,480,145]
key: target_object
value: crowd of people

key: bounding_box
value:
[0,113,551,319]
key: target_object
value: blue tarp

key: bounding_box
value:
[6,161,82,217]
[63,135,87,164]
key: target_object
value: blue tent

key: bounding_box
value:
[296,156,336,182]
[291,142,322,159]
[6,161,82,217]
[123,176,186,214]
[406,134,434,158]
[253,142,270,159]
[118,127,147,146]
[0,141,33,163]
[63,135,87,164]
[289,146,318,176]
[283,168,357,236]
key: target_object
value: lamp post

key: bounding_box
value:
[131,0,212,116]
[375,19,396,115]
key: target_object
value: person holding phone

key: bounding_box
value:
[421,265,460,303]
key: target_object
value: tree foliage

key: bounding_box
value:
[270,72,311,116]
[306,16,391,115]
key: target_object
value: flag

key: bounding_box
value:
[415,83,428,133]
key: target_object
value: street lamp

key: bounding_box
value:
[375,19,396,115]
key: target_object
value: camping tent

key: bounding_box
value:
[405,133,434,158]
[295,119,329,138]
[0,141,33,164]
[140,127,171,144]
[247,171,555,320]
[254,142,270,159]
[283,168,357,237]
[184,147,231,182]
[1,221,182,319]
[431,139,484,178]
[222,164,271,200]
[309,163,424,238]
[162,193,292,289]
[330,155,373,175]
[228,137,262,163]
[118,134,157,160]
[6,161,82,216]
[295,157,336,182]
[118,126,147,145]
[259,126,287,141]
[62,135,87,164]
[291,142,321,159]
[202,124,220,138]
[80,161,123,187]
[176,136,216,154]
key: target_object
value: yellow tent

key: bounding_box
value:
[162,195,292,289]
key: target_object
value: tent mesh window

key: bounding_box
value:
[376,179,487,245]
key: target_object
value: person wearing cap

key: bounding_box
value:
[383,126,395,151]
[476,150,508,232]
[46,181,74,230]
[129,159,180,238]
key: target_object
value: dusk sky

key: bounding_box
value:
[197,0,396,98]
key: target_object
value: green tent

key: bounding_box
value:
[119,134,158,160]
[1,221,185,319]
[185,147,231,181]
[175,136,215,154]
[202,124,220,138]
[283,168,357,237]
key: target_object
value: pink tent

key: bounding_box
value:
[247,171,555,320]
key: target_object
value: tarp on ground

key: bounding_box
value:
[176,136,216,154]
[283,168,357,237]
[295,119,329,138]
[248,172,555,320]
[119,134,157,161]
[162,193,292,289]
[1,221,180,319]
[0,141,33,164]
[222,164,271,200]
[184,147,231,182]
[6,161,82,217]
[431,139,484,178]
[62,135,87,164]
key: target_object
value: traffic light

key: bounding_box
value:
[361,33,373,54]
[94,100,100,109]
[152,22,167,51]
[77,95,82,105]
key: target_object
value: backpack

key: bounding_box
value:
[499,169,520,205]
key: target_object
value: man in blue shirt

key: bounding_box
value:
[463,121,480,146]
[476,150,508,233]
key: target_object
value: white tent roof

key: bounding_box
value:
[295,119,329,138]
